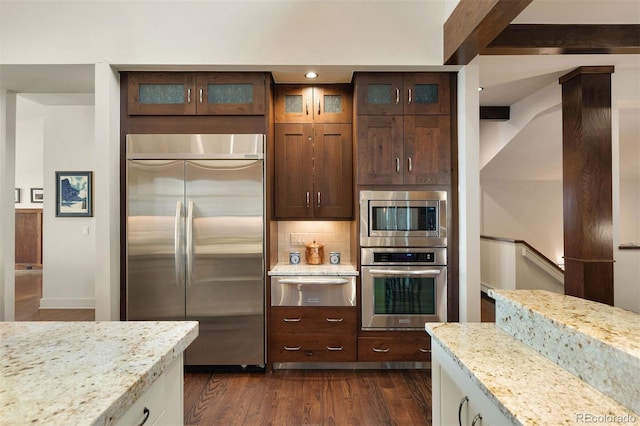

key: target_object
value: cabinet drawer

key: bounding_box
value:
[270,307,356,334]
[271,334,356,362]
[357,336,431,362]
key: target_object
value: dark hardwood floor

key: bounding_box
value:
[184,368,432,426]
[16,270,433,425]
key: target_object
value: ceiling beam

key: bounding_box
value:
[483,24,640,55]
[443,0,533,65]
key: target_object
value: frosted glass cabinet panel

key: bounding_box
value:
[127,72,266,116]
[355,72,450,115]
[275,85,352,124]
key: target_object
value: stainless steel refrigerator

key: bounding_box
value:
[126,134,265,367]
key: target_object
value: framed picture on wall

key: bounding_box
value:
[15,188,20,203]
[55,171,93,217]
[30,188,44,203]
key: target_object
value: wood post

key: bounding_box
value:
[559,66,615,305]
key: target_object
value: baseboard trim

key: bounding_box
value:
[39,298,95,309]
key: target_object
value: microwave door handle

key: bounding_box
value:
[368,269,442,276]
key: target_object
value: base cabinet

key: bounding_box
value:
[114,354,184,426]
[431,341,512,426]
[357,332,431,362]
[269,307,357,363]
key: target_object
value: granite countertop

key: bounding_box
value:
[426,322,637,425]
[269,263,359,276]
[0,321,198,426]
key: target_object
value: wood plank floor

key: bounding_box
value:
[184,369,432,426]
[16,270,433,425]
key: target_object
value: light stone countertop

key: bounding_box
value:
[426,322,638,425]
[269,263,359,276]
[0,321,198,426]
[489,289,640,414]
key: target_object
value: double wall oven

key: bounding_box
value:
[360,190,447,330]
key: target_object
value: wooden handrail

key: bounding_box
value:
[481,235,565,275]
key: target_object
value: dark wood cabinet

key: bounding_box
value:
[127,72,266,115]
[269,307,357,362]
[355,72,450,116]
[273,84,353,219]
[275,85,352,124]
[355,72,451,186]
[15,209,43,269]
[357,332,431,362]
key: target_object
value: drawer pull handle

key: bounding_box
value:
[138,407,150,426]
[458,396,469,426]
[326,346,343,351]
[326,318,344,322]
[284,346,301,351]
[283,318,302,322]
[419,348,429,353]
[472,413,482,426]
[372,347,390,353]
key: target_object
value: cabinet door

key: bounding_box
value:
[314,124,353,218]
[128,72,196,115]
[314,85,353,124]
[403,115,451,185]
[275,85,314,123]
[355,73,404,115]
[196,72,266,115]
[357,115,403,185]
[403,73,451,115]
[274,123,314,218]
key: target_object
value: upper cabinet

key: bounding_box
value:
[355,73,450,116]
[127,72,266,115]
[273,84,353,219]
[355,72,452,186]
[275,85,352,124]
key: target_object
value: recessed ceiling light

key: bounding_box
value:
[478,87,484,91]
[305,72,318,79]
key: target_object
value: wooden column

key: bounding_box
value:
[559,66,615,305]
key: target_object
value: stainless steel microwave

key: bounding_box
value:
[360,190,447,247]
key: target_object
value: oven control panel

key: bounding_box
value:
[361,247,447,266]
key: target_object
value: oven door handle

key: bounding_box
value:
[368,269,442,276]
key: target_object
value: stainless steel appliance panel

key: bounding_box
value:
[126,134,265,367]
[360,190,447,247]
[127,160,186,321]
[271,276,356,306]
[360,247,447,330]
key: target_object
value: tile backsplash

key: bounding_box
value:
[277,221,351,264]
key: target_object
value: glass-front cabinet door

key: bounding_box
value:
[128,72,197,115]
[196,72,266,115]
[355,73,404,115]
[275,84,352,124]
[403,73,451,115]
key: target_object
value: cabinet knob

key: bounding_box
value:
[458,396,469,426]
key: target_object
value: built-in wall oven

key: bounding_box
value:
[361,247,447,330]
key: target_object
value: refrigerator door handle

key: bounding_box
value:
[174,201,183,287]
[186,201,194,287]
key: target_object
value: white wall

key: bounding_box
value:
[481,67,640,313]
[15,97,44,208]
[40,105,96,308]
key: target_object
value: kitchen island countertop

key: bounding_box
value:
[0,321,198,425]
